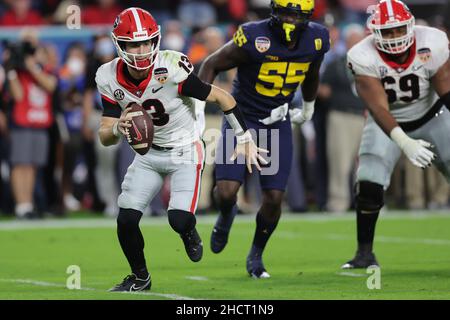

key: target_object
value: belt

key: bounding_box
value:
[398,99,445,132]
[151,143,173,151]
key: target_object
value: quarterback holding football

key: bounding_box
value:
[96,7,267,292]
[343,0,450,269]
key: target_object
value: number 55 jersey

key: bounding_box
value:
[95,50,198,148]
[347,25,449,123]
[231,19,330,122]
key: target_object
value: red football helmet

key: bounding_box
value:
[111,7,160,70]
[367,0,415,55]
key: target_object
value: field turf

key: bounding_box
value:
[0,212,449,300]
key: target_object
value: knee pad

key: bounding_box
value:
[117,208,143,231]
[168,210,196,234]
[355,181,384,213]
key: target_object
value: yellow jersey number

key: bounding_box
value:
[255,62,311,97]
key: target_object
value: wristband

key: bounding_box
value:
[390,126,409,148]
[236,130,253,144]
[112,121,121,138]
[224,105,248,137]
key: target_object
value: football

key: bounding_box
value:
[124,103,154,155]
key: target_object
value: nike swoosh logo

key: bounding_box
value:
[129,283,147,292]
[412,65,423,71]
[152,86,163,93]
[131,120,143,142]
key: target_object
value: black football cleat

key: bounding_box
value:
[109,274,151,292]
[210,227,230,254]
[246,253,271,279]
[210,210,237,254]
[341,251,380,269]
[181,228,203,262]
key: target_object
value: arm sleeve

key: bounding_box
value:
[319,29,331,56]
[347,48,379,78]
[428,30,450,77]
[171,52,195,84]
[95,66,121,118]
[179,73,212,101]
[101,96,122,118]
[95,66,116,102]
[232,24,253,53]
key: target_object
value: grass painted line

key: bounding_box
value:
[185,276,209,281]
[337,272,367,278]
[0,279,197,300]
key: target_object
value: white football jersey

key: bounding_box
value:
[95,50,198,147]
[347,26,449,122]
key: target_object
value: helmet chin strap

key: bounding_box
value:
[282,23,296,42]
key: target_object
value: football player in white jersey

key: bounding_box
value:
[342,0,450,269]
[96,7,268,291]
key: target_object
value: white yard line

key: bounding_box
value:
[185,276,209,281]
[0,279,197,300]
[336,272,367,278]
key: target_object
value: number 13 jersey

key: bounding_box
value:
[95,50,198,148]
[347,25,449,123]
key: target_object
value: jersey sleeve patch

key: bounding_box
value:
[426,29,450,77]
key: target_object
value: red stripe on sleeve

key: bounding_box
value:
[178,81,185,95]
[101,94,118,104]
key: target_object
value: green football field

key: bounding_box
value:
[1,211,450,300]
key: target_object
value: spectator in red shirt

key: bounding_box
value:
[0,0,44,26]
[82,0,123,25]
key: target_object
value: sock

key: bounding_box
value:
[216,204,238,230]
[168,209,196,234]
[250,211,279,255]
[117,208,149,279]
[15,203,33,217]
[356,209,380,253]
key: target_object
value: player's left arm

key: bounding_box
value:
[180,73,268,172]
[431,59,450,107]
[301,56,323,101]
[291,26,330,125]
[290,56,324,125]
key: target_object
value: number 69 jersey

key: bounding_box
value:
[347,25,450,123]
[95,50,198,148]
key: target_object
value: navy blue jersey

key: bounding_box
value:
[231,19,330,121]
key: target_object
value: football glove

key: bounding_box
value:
[289,99,315,125]
[390,127,436,168]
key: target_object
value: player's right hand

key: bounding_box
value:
[231,131,269,173]
[113,107,132,137]
[401,138,436,168]
[390,126,436,168]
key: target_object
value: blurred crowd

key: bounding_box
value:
[0,0,449,219]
